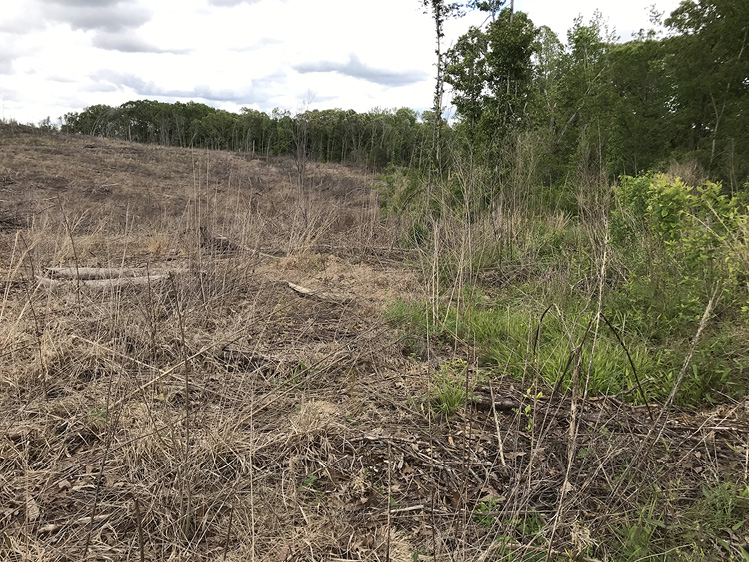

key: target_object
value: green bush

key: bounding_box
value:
[612,174,747,317]
[609,174,749,402]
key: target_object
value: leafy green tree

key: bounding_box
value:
[547,12,617,184]
[466,0,506,21]
[238,108,273,155]
[532,25,564,129]
[606,39,674,176]
[420,0,464,204]
[271,108,293,156]
[482,9,539,140]
[62,104,118,136]
[59,99,430,170]
[664,0,749,187]
[445,8,538,163]
[445,26,488,139]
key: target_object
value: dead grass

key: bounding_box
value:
[1,125,748,561]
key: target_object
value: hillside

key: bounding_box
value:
[1,124,748,561]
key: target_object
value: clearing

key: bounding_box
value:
[1,124,747,561]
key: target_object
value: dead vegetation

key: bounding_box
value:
[1,125,748,561]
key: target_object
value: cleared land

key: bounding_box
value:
[1,124,747,561]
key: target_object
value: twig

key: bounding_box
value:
[600,312,653,421]
[388,504,425,515]
[57,198,83,305]
[386,442,392,562]
[38,514,110,534]
[170,273,193,541]
[222,504,234,562]
[133,497,145,562]
[488,384,507,467]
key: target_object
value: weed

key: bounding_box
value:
[431,359,469,419]
[515,508,544,540]
[473,496,499,528]
[519,387,543,432]
[300,473,319,492]
[84,408,107,429]
[682,480,749,549]
[609,479,749,560]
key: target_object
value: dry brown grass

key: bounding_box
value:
[0,125,427,561]
[1,124,748,561]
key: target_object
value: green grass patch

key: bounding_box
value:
[387,287,749,405]
[387,295,661,402]
[609,479,749,561]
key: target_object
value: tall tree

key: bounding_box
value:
[466,0,506,22]
[665,0,749,187]
[445,8,539,152]
[420,0,463,207]
[445,26,488,143]
[606,38,673,176]
[549,12,616,184]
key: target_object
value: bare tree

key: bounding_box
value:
[292,92,315,227]
[420,1,462,210]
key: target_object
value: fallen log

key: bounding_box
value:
[470,394,521,412]
[287,281,314,296]
[37,274,168,289]
[45,267,146,280]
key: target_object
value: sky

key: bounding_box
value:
[0,0,683,125]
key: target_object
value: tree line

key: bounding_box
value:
[61,0,747,191]
[61,101,436,170]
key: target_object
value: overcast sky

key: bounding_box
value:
[0,0,682,124]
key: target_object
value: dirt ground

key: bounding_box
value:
[1,124,747,561]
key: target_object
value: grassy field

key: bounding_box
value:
[1,123,748,561]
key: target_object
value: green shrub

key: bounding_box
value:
[612,174,748,321]
[607,174,749,402]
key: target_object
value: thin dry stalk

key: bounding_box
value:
[133,496,145,562]
[665,289,719,409]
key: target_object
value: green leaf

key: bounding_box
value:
[644,517,668,529]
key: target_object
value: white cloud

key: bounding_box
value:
[515,0,681,40]
[2,0,683,124]
[91,31,190,54]
[39,0,153,32]
[294,54,429,87]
